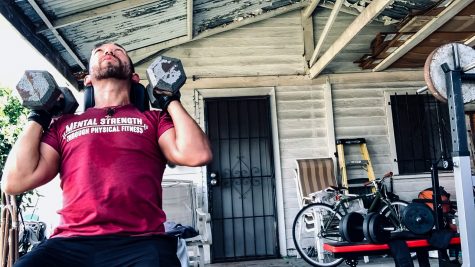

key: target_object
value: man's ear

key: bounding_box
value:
[131,73,140,83]
[84,75,92,86]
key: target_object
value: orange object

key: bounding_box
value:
[418,187,451,213]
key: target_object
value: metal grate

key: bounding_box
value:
[205,97,278,262]
[390,93,452,174]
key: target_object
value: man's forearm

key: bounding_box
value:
[2,122,44,193]
[166,101,212,166]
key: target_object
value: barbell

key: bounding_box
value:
[423,43,475,103]
[340,202,435,244]
[401,202,435,235]
[339,212,393,244]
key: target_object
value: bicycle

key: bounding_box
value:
[292,172,408,267]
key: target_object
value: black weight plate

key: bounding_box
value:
[369,213,391,244]
[339,212,365,242]
[363,212,377,243]
[402,202,434,235]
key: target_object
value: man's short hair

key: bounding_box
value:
[89,42,135,73]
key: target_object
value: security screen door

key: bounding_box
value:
[205,96,278,262]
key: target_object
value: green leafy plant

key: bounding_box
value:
[0,86,39,210]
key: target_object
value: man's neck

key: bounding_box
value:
[92,78,131,108]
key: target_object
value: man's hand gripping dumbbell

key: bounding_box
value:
[16,70,79,131]
[145,56,186,111]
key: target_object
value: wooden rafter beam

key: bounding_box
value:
[303,0,321,19]
[28,0,86,70]
[308,0,393,79]
[130,2,308,64]
[309,0,343,66]
[301,9,315,68]
[187,0,193,40]
[464,34,475,47]
[372,0,474,72]
[37,0,160,34]
[0,1,78,88]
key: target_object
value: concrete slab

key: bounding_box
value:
[206,255,447,267]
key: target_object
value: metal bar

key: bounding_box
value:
[257,99,268,255]
[225,100,236,259]
[444,58,475,266]
[430,97,439,167]
[391,94,403,173]
[246,99,256,257]
[238,99,246,257]
[214,100,225,259]
[404,93,417,172]
[415,94,426,170]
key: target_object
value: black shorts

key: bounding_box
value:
[14,235,181,267]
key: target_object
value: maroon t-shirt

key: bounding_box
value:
[42,104,174,238]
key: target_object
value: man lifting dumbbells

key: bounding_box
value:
[1,43,212,267]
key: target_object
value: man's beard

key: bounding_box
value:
[93,60,131,80]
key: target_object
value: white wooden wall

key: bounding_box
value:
[135,8,461,257]
[275,83,332,251]
[137,10,306,78]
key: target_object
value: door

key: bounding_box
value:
[205,96,278,262]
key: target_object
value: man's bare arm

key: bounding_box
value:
[159,101,212,167]
[1,122,59,195]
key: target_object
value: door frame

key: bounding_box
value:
[194,86,286,256]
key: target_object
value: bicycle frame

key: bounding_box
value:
[321,176,405,236]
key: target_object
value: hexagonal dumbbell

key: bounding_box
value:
[16,70,78,115]
[145,56,186,110]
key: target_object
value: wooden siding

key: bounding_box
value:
[332,83,419,178]
[137,10,305,78]
[276,84,332,251]
[141,6,461,255]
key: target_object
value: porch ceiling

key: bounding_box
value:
[1,0,474,89]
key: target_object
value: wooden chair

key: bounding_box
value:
[294,158,337,208]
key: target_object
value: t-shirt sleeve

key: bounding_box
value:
[157,111,175,138]
[41,120,61,153]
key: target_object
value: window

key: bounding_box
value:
[390,93,452,174]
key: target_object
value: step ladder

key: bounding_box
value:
[336,138,375,193]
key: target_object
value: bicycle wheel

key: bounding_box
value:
[379,200,409,231]
[292,203,344,267]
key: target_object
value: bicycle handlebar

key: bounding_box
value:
[363,171,393,186]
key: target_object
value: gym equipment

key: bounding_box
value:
[363,212,391,244]
[339,212,365,243]
[401,202,434,235]
[83,83,150,112]
[339,212,392,244]
[424,43,475,103]
[15,70,78,115]
[145,56,186,109]
[424,42,475,266]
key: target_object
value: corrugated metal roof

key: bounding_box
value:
[193,0,306,35]
[3,0,471,86]
[313,8,396,73]
[39,0,123,19]
[59,1,188,63]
